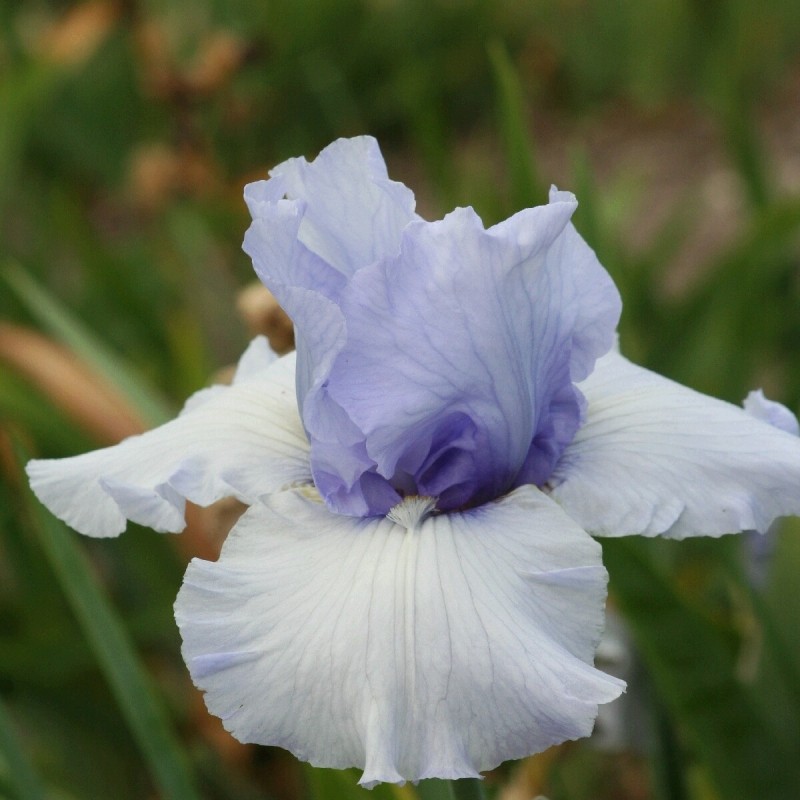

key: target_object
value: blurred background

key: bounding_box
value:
[2,1,800,798]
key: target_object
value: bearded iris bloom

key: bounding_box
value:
[27,137,800,786]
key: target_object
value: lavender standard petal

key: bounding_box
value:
[243,139,620,517]
[312,200,619,515]
[243,137,418,457]
[267,136,417,278]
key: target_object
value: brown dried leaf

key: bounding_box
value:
[186,32,246,94]
[38,0,120,67]
[133,19,176,99]
[0,323,146,444]
[498,746,562,800]
[127,142,221,209]
[127,143,182,210]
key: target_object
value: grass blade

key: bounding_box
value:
[15,445,202,800]
[488,40,543,209]
[448,778,487,800]
[2,262,171,426]
[604,538,800,800]
[415,779,455,800]
[304,765,411,800]
[0,694,48,800]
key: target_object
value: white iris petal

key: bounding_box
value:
[26,341,309,537]
[175,486,623,786]
[550,349,800,538]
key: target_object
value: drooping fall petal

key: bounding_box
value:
[550,350,800,538]
[27,340,309,537]
[176,486,623,786]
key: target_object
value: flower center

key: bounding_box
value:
[386,495,438,529]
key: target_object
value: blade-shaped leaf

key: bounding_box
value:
[488,40,543,209]
[304,765,411,800]
[0,694,48,800]
[2,262,171,426]
[603,538,800,800]
[15,444,202,800]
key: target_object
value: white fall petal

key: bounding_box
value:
[550,349,800,539]
[175,485,624,786]
[26,340,309,537]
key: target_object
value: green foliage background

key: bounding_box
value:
[2,1,800,798]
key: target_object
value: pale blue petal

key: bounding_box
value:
[176,486,623,786]
[242,139,620,517]
[243,138,418,439]
[311,197,620,514]
[743,388,800,436]
[27,347,310,537]
[268,136,417,276]
[550,350,800,538]
[242,202,348,409]
[243,194,348,302]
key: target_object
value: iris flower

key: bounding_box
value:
[27,137,800,787]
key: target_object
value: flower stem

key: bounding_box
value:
[448,778,487,800]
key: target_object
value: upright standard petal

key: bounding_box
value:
[549,350,800,538]
[317,197,619,515]
[243,138,621,518]
[27,342,310,537]
[265,136,417,277]
[176,486,623,786]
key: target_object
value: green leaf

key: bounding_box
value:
[0,63,60,208]
[686,198,800,318]
[649,691,691,800]
[0,694,48,800]
[447,778,487,800]
[604,538,800,800]
[741,521,800,749]
[0,366,89,453]
[488,40,543,210]
[415,779,456,800]
[705,65,770,210]
[721,542,800,728]
[15,445,202,800]
[2,262,172,426]
[304,765,411,800]
[569,148,603,255]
